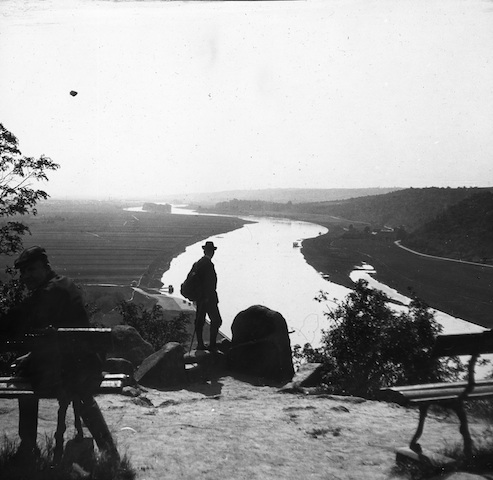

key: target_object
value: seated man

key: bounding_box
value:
[0,246,119,462]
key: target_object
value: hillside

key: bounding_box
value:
[403,191,493,264]
[210,187,492,232]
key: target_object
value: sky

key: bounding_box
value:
[1,0,493,200]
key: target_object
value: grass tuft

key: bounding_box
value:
[0,434,136,480]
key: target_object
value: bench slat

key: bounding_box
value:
[0,374,130,399]
[434,330,493,357]
[0,328,113,353]
[379,330,493,459]
[381,379,493,405]
[0,390,37,398]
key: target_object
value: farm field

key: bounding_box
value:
[302,231,493,330]
[0,200,250,288]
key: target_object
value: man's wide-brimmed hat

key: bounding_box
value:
[202,241,217,251]
[14,246,49,269]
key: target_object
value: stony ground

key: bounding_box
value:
[1,375,491,480]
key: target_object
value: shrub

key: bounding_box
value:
[295,280,461,398]
[117,301,190,350]
[0,272,27,374]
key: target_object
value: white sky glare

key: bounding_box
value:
[1,0,493,199]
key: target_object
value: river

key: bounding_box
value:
[156,207,485,350]
[158,206,350,348]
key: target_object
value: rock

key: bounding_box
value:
[132,396,154,407]
[108,325,154,368]
[104,357,135,377]
[62,437,95,472]
[227,305,295,382]
[395,447,457,474]
[279,363,324,392]
[70,463,90,480]
[217,338,231,353]
[134,342,186,388]
[122,386,142,397]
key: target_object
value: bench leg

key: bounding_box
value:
[54,398,70,464]
[452,402,473,460]
[18,397,39,449]
[73,397,84,441]
[410,404,429,454]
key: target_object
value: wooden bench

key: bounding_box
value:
[0,327,130,461]
[379,329,493,460]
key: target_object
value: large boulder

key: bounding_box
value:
[109,325,154,368]
[134,342,186,388]
[227,305,295,382]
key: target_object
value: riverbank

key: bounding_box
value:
[301,227,493,330]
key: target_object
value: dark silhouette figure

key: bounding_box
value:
[0,246,119,463]
[193,241,223,351]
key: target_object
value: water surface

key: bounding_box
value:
[160,209,350,347]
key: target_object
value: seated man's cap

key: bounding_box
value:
[14,246,49,269]
[202,241,217,251]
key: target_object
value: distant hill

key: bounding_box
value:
[291,187,493,230]
[402,191,493,264]
[210,187,492,231]
[156,187,402,206]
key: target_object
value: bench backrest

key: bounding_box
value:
[0,328,113,354]
[433,329,493,357]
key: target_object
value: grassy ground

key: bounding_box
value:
[1,375,492,480]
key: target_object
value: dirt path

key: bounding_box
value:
[1,376,488,479]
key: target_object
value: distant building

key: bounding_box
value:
[143,202,172,213]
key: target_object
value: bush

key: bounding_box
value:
[295,280,461,398]
[117,301,190,350]
[0,272,27,374]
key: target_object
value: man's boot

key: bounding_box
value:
[79,396,119,463]
[14,398,40,464]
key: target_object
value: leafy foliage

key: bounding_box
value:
[0,124,58,372]
[296,280,459,398]
[0,123,59,256]
[117,301,190,350]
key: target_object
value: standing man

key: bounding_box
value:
[0,246,119,462]
[194,241,222,351]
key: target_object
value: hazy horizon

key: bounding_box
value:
[1,0,492,200]
[40,185,493,205]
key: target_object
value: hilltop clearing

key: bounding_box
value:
[0,375,490,480]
